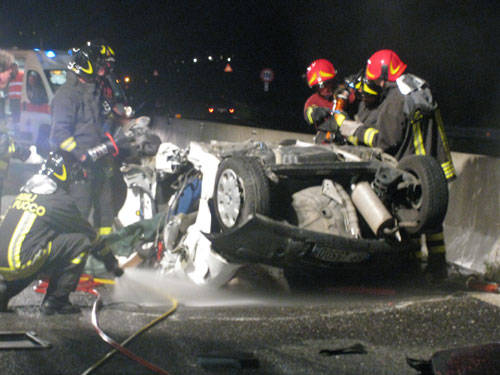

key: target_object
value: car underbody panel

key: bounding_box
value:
[206,214,419,269]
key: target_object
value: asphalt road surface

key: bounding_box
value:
[1,266,499,375]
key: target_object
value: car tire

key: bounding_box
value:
[214,157,270,230]
[396,155,449,234]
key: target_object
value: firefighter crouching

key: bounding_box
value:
[0,151,123,315]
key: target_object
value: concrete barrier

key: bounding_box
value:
[153,116,500,277]
[444,153,500,276]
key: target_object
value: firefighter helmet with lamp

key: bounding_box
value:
[39,151,85,188]
[68,45,98,81]
[86,39,116,72]
[23,151,83,194]
[306,59,337,89]
[365,49,407,82]
[359,50,407,99]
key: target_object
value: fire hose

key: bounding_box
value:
[35,274,178,374]
[81,286,178,375]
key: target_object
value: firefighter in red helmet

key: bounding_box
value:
[303,59,340,143]
[339,49,456,281]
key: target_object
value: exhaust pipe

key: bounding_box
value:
[351,182,394,237]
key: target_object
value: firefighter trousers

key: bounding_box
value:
[0,233,91,304]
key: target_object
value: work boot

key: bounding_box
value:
[0,277,8,312]
[426,253,448,283]
[40,296,80,315]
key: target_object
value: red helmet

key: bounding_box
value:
[365,49,407,82]
[306,59,337,88]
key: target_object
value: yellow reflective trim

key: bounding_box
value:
[363,128,379,147]
[347,135,358,145]
[414,250,425,259]
[435,109,456,179]
[0,215,52,281]
[412,114,426,155]
[308,73,317,86]
[53,164,67,182]
[60,137,77,152]
[335,112,346,125]
[8,142,15,153]
[8,211,37,269]
[306,106,315,125]
[390,61,401,76]
[319,70,334,79]
[71,251,88,265]
[428,232,444,241]
[99,227,112,236]
[81,61,93,75]
[441,161,456,179]
[366,66,376,79]
[362,82,379,95]
[428,245,446,254]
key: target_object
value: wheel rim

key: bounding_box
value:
[408,181,423,210]
[217,168,243,227]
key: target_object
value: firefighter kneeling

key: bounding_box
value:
[0,151,123,315]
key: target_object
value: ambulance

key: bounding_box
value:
[6,49,71,154]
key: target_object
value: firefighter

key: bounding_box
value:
[338,49,456,280]
[0,151,123,314]
[50,43,130,236]
[303,59,339,143]
[304,59,359,143]
[88,40,134,218]
[88,40,134,130]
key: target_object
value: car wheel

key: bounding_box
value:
[214,157,270,230]
[396,155,449,234]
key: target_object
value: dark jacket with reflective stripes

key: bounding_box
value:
[353,77,456,180]
[50,73,103,159]
[0,189,96,272]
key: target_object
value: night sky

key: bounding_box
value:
[1,0,499,132]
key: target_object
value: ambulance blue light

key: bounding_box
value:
[45,50,56,58]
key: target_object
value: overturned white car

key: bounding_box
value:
[116,126,449,287]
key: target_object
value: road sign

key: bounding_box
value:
[260,68,274,91]
[260,68,274,82]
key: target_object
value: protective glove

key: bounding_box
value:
[10,142,31,162]
[91,239,124,277]
[82,129,133,163]
[339,119,363,137]
[333,110,348,127]
[102,252,124,277]
[317,117,338,133]
[306,106,331,126]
